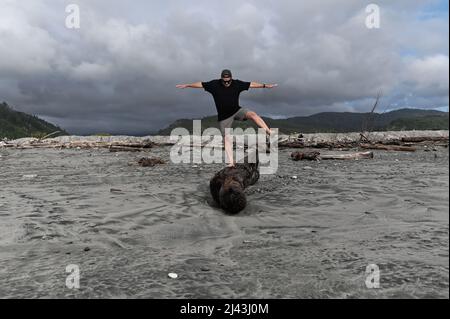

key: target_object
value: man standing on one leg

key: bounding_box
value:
[176,69,277,166]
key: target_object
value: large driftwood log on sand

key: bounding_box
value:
[291,151,374,161]
[210,157,259,214]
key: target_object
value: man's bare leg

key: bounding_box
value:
[224,133,234,167]
[245,111,274,135]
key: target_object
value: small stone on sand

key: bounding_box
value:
[22,174,37,179]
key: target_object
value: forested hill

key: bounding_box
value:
[158,108,449,135]
[0,102,68,139]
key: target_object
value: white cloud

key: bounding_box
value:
[403,54,449,93]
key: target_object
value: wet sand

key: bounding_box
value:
[0,145,448,298]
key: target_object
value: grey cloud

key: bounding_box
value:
[0,0,448,134]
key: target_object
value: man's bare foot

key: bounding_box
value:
[227,163,235,168]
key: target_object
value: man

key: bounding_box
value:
[176,69,277,166]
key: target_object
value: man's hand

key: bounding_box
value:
[176,84,189,89]
[250,82,278,89]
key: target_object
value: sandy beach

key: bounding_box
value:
[0,141,448,298]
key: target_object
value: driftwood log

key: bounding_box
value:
[401,136,448,143]
[291,151,320,161]
[138,157,165,167]
[210,158,259,214]
[109,143,153,152]
[360,143,416,152]
[0,139,156,150]
[279,140,305,148]
[291,151,374,161]
[319,151,373,160]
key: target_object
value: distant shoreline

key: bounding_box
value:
[1,130,448,150]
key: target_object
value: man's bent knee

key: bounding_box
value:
[246,111,257,119]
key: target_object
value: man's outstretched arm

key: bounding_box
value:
[176,82,203,89]
[250,82,278,89]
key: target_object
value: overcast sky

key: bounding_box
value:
[0,0,448,134]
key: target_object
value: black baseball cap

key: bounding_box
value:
[221,69,232,78]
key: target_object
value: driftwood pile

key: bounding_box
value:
[0,138,156,151]
[359,137,448,152]
[1,131,447,152]
[279,133,448,152]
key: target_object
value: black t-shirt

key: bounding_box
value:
[202,79,251,121]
